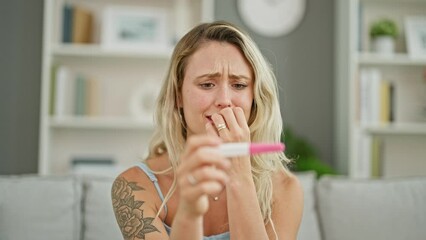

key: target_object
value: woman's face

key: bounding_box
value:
[179,41,254,137]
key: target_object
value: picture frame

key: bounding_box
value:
[405,16,426,59]
[101,6,170,51]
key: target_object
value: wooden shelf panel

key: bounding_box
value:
[49,116,154,129]
[360,0,426,3]
[357,52,426,66]
[363,123,426,135]
[52,44,174,59]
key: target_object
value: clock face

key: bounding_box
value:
[237,0,306,37]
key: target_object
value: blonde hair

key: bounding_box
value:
[147,21,290,223]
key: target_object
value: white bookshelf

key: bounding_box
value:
[335,0,426,178]
[39,0,214,175]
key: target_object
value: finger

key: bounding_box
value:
[189,166,229,187]
[178,147,230,177]
[183,135,221,157]
[211,113,231,140]
[205,122,218,137]
[183,181,224,201]
[188,148,231,171]
[219,108,240,132]
[233,107,249,130]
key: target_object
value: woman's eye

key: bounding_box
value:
[233,83,248,90]
[199,83,215,89]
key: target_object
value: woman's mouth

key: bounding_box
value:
[206,115,213,123]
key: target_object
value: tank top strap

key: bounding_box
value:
[136,162,168,216]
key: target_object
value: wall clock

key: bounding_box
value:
[237,0,306,37]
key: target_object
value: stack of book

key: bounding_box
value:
[62,3,93,44]
[50,65,100,117]
[357,67,396,177]
[358,67,394,126]
[71,156,119,176]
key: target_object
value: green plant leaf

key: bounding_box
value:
[282,128,336,178]
[369,19,399,39]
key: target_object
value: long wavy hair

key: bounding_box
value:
[146,21,290,224]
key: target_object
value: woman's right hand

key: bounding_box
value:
[175,135,231,217]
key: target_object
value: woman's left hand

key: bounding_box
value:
[205,107,252,177]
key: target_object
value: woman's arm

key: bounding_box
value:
[111,167,169,240]
[208,107,270,239]
[170,135,231,239]
[207,107,303,239]
[226,167,270,239]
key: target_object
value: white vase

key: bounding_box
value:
[372,36,395,55]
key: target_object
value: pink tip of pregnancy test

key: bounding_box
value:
[249,143,285,155]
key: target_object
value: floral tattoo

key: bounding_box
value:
[112,177,160,239]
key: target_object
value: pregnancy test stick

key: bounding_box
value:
[218,143,285,157]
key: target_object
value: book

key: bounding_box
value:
[379,80,391,124]
[357,2,363,51]
[72,5,93,43]
[370,137,382,177]
[71,157,115,166]
[54,66,75,117]
[62,4,74,43]
[85,78,100,116]
[389,83,395,122]
[359,67,382,125]
[74,75,101,116]
[355,130,372,178]
[49,64,59,115]
[74,75,86,116]
[71,156,117,176]
[369,68,381,124]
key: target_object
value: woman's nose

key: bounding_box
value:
[215,86,232,108]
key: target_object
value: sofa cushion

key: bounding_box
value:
[82,176,122,240]
[295,171,321,240]
[0,175,82,240]
[317,176,426,240]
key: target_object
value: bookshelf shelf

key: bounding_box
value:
[49,116,154,129]
[363,123,426,135]
[53,44,174,59]
[357,52,426,66]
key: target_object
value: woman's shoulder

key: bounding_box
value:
[271,168,304,198]
[112,165,154,199]
[111,158,170,239]
[111,158,167,217]
[115,154,167,181]
[113,159,146,181]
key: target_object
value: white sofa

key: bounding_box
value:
[1,172,425,240]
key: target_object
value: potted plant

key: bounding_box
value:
[369,18,399,55]
[281,128,336,178]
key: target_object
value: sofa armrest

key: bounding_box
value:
[317,176,426,240]
[0,175,82,240]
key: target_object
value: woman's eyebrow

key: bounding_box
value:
[195,72,221,80]
[195,72,251,81]
[229,74,252,81]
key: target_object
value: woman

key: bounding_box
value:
[111,21,303,240]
